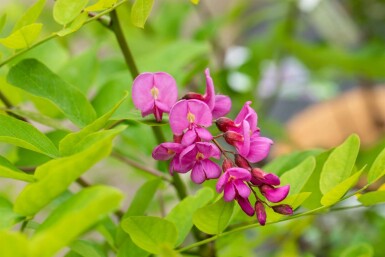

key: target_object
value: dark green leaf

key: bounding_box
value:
[193,198,234,235]
[121,216,177,254]
[7,59,96,127]
[166,187,214,246]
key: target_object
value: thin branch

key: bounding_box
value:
[111,151,172,182]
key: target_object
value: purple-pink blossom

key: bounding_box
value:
[216,167,251,201]
[259,184,290,203]
[178,142,221,184]
[152,142,184,174]
[132,72,178,122]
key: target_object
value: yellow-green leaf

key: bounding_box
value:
[56,11,88,37]
[0,23,42,49]
[131,0,154,28]
[0,155,35,182]
[0,231,29,257]
[14,0,46,31]
[321,168,364,206]
[367,147,385,184]
[190,0,200,4]
[358,185,385,206]
[53,0,89,25]
[85,0,117,11]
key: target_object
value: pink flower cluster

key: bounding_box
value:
[132,68,292,225]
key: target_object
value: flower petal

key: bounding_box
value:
[227,168,251,181]
[234,101,257,131]
[153,72,178,108]
[201,159,221,179]
[237,197,254,216]
[191,163,206,184]
[203,68,216,110]
[132,73,155,111]
[216,172,229,193]
[245,135,273,163]
[169,100,189,135]
[179,144,197,171]
[234,179,251,198]
[260,185,290,203]
[212,95,231,119]
[152,142,182,160]
[186,99,212,127]
[224,183,236,201]
[181,129,198,146]
[195,127,213,141]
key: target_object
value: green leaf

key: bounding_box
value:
[125,179,161,217]
[7,59,96,127]
[0,23,42,49]
[53,0,89,25]
[166,187,214,246]
[121,216,177,254]
[279,157,316,195]
[14,128,122,216]
[193,198,234,235]
[116,178,161,246]
[117,237,149,257]
[358,190,385,206]
[30,186,123,257]
[59,94,127,156]
[70,240,107,257]
[131,0,154,28]
[0,14,6,33]
[0,114,59,158]
[85,0,117,11]
[263,149,322,176]
[14,0,46,31]
[56,11,89,37]
[0,196,24,229]
[320,134,360,195]
[0,155,35,182]
[321,168,364,206]
[367,147,385,184]
[340,243,374,257]
[158,245,182,257]
[0,231,29,257]
[301,150,331,209]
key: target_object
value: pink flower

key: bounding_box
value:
[259,184,290,203]
[132,72,178,122]
[152,142,184,174]
[251,168,280,186]
[216,167,251,201]
[169,99,213,145]
[183,69,231,119]
[178,142,221,184]
[236,196,255,216]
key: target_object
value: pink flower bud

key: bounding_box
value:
[222,159,234,172]
[182,92,205,101]
[224,131,244,145]
[255,201,266,226]
[259,184,290,203]
[215,117,236,132]
[235,154,251,170]
[272,204,293,215]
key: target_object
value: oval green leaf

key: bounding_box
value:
[166,187,214,246]
[121,216,177,254]
[367,147,385,184]
[193,198,234,235]
[30,186,123,257]
[13,0,46,31]
[358,190,385,206]
[0,23,42,49]
[0,155,35,182]
[321,168,364,206]
[0,231,29,257]
[14,128,122,216]
[0,114,59,158]
[279,156,316,195]
[320,134,360,195]
[7,59,96,127]
[53,0,89,25]
[131,0,154,28]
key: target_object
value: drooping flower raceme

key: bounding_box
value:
[132,72,178,122]
[131,68,293,225]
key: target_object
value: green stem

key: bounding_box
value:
[110,9,139,79]
[177,204,365,253]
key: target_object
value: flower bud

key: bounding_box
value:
[173,134,183,143]
[235,154,251,170]
[182,92,205,101]
[237,196,255,216]
[272,204,293,215]
[224,131,243,145]
[255,201,266,226]
[259,184,290,203]
[215,117,236,132]
[222,158,234,172]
